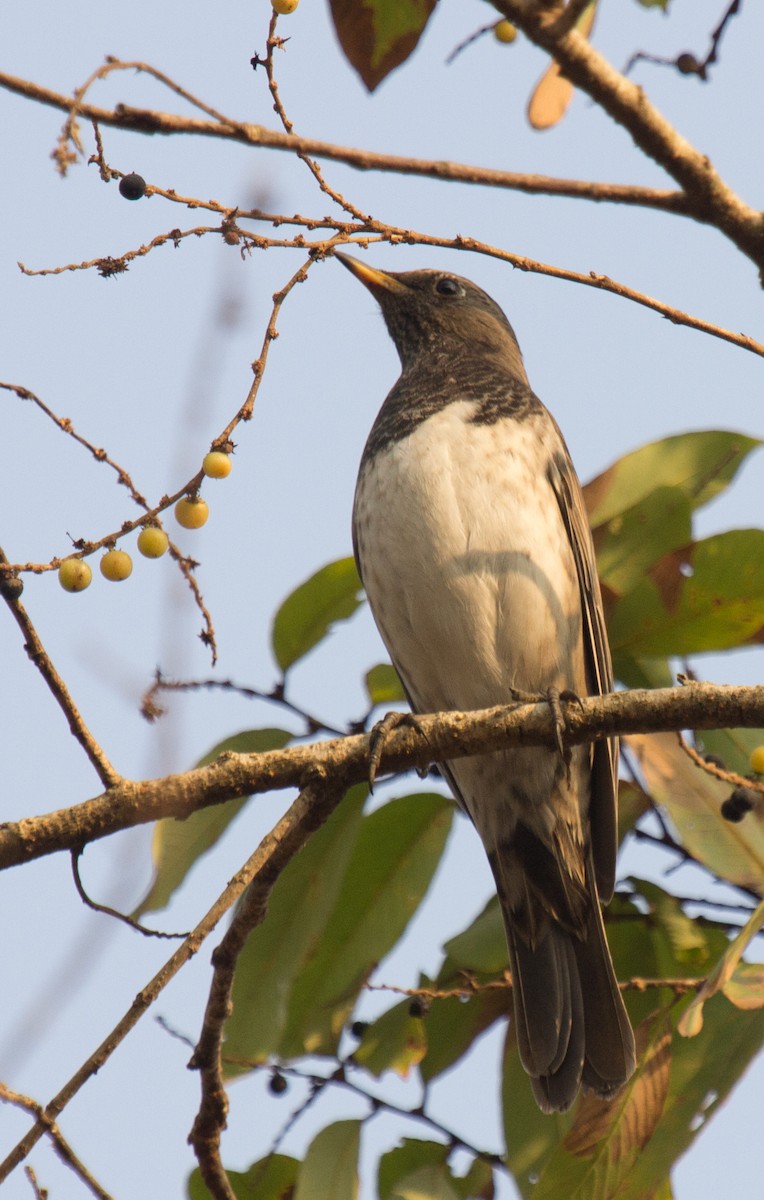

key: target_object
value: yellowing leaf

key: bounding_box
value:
[678,895,764,1035]
[628,733,764,894]
[723,962,764,1010]
[527,2,597,129]
[564,1018,671,1159]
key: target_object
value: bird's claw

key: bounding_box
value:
[367,710,429,792]
[545,687,581,778]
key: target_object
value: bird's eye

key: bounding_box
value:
[435,277,462,297]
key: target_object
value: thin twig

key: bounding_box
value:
[0,546,119,788]
[141,671,345,737]
[70,850,188,939]
[0,817,310,1185]
[677,730,764,794]
[0,1083,115,1200]
[188,777,345,1198]
[0,381,149,508]
[262,15,369,224]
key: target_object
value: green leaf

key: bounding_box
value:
[353,998,428,1077]
[224,786,367,1071]
[136,728,293,916]
[613,654,674,690]
[379,1142,449,1200]
[188,1153,300,1200]
[294,1120,361,1200]
[418,899,510,1083]
[618,780,650,844]
[696,724,764,778]
[678,895,764,1035]
[420,985,509,1084]
[528,1015,672,1200]
[440,897,508,976]
[271,557,363,673]
[502,1020,568,1199]
[224,791,452,1068]
[279,792,453,1057]
[502,889,745,1199]
[328,0,437,92]
[609,529,764,659]
[380,1147,494,1200]
[390,1166,460,1200]
[631,879,712,969]
[594,485,692,597]
[365,662,407,706]
[617,994,764,1198]
[627,733,764,893]
[584,430,760,527]
[453,1158,495,1200]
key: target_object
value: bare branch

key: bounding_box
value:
[2,682,764,871]
[0,1084,114,1200]
[0,546,120,788]
[0,68,692,215]
[188,777,344,1195]
[0,795,331,1184]
[496,2,764,274]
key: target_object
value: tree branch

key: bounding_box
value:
[188,777,344,1196]
[0,776,344,1185]
[497,2,764,273]
[0,68,692,215]
[2,683,763,871]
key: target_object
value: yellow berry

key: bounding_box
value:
[749,746,764,775]
[137,526,169,558]
[175,496,209,529]
[58,558,92,593]
[272,0,299,13]
[100,549,133,582]
[203,451,233,479]
[494,19,517,44]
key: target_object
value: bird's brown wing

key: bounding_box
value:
[547,448,618,902]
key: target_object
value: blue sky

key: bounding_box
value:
[1,2,762,1196]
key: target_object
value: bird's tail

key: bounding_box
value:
[505,883,636,1113]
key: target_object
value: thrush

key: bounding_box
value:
[337,253,636,1113]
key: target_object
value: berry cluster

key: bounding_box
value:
[58,451,233,592]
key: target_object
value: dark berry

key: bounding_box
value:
[720,787,757,823]
[119,173,147,201]
[0,571,23,600]
[268,1071,288,1095]
[408,997,429,1019]
[676,53,701,76]
[350,1021,368,1040]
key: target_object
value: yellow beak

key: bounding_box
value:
[335,253,410,296]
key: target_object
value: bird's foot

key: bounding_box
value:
[545,688,582,775]
[367,710,430,792]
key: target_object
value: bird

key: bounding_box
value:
[337,253,636,1113]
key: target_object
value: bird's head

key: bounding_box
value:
[336,254,527,382]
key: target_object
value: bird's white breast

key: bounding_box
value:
[353,402,585,716]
